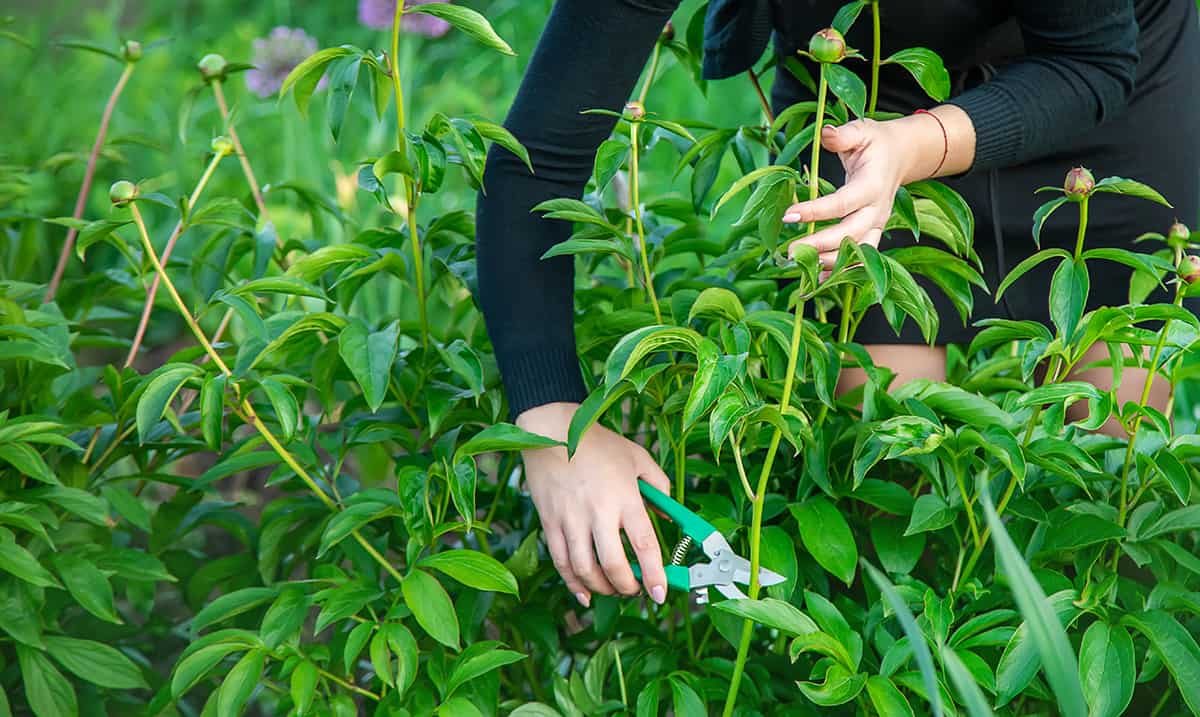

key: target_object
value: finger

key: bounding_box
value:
[860,227,884,250]
[820,120,870,153]
[567,524,616,596]
[788,207,874,256]
[623,505,668,604]
[636,449,671,495]
[783,182,873,224]
[818,250,839,269]
[594,517,641,596]
[546,525,590,607]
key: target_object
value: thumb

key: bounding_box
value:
[821,121,869,153]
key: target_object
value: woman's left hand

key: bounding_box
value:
[782,108,973,269]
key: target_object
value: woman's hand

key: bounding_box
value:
[516,402,671,608]
[783,106,975,268]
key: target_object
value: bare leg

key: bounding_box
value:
[1065,342,1169,438]
[837,344,948,396]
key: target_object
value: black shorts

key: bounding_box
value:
[771,0,1200,346]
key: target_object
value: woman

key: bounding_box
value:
[475,0,1200,607]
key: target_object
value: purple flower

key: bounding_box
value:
[245,26,323,98]
[357,0,452,38]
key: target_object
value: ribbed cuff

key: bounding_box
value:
[499,346,588,420]
[948,84,1025,171]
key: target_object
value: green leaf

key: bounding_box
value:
[1092,176,1172,206]
[688,287,745,323]
[17,644,77,717]
[338,319,400,412]
[870,518,925,575]
[995,591,1079,705]
[217,648,266,717]
[384,623,418,694]
[406,3,515,54]
[797,663,867,706]
[791,498,857,585]
[682,341,744,432]
[825,63,867,118]
[1140,505,1200,539]
[982,496,1087,717]
[44,635,147,690]
[136,364,200,443]
[446,647,526,697]
[0,443,59,485]
[281,46,354,115]
[1032,197,1069,244]
[541,236,634,262]
[56,38,122,61]
[603,325,702,388]
[906,493,955,535]
[712,166,799,215]
[199,374,226,450]
[713,598,819,636]
[864,563,943,717]
[592,138,628,194]
[1049,257,1089,340]
[454,423,562,461]
[1122,611,1200,715]
[509,704,563,717]
[907,181,974,255]
[259,377,299,442]
[290,661,318,715]
[567,383,633,457]
[192,587,277,632]
[52,553,120,624]
[670,678,706,715]
[259,587,310,650]
[402,569,459,648]
[171,642,246,697]
[472,118,532,173]
[940,645,996,717]
[1078,622,1134,717]
[884,48,950,101]
[0,536,59,588]
[831,1,868,34]
[865,675,915,717]
[450,459,477,530]
[418,550,519,596]
[318,501,393,558]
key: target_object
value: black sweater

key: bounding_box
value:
[476,0,1141,419]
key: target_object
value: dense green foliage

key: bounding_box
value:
[4,2,1200,716]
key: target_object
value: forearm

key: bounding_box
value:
[891,104,976,183]
[476,0,681,419]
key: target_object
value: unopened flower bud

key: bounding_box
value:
[197,53,228,80]
[624,101,646,121]
[659,21,675,44]
[1180,255,1200,285]
[122,40,142,62]
[211,136,235,155]
[1063,167,1094,201]
[109,180,139,207]
[1168,221,1190,247]
[808,28,847,64]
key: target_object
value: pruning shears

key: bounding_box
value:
[632,479,786,605]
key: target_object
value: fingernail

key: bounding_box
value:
[650,585,666,604]
[782,214,800,223]
[575,592,590,608]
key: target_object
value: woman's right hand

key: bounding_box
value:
[516,402,671,608]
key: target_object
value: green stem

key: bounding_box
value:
[47,61,136,303]
[637,42,661,106]
[629,120,663,323]
[212,79,268,217]
[391,0,429,347]
[807,70,829,238]
[722,299,806,717]
[1073,197,1090,260]
[868,2,881,116]
[953,459,980,547]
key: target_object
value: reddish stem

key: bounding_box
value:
[211,80,267,215]
[45,62,135,302]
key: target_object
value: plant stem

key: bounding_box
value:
[868,1,881,116]
[211,79,268,216]
[953,460,980,548]
[124,146,231,367]
[747,68,775,126]
[316,666,380,701]
[1073,197,1090,260]
[722,299,806,717]
[47,62,136,303]
[629,120,662,323]
[807,70,829,238]
[637,42,661,106]
[391,0,430,347]
[127,204,406,586]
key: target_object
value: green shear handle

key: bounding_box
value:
[630,480,717,593]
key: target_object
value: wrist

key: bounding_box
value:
[891,105,977,184]
[516,401,580,442]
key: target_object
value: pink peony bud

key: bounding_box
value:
[624,101,646,121]
[1180,255,1200,285]
[109,180,138,207]
[808,28,847,64]
[1063,166,1095,202]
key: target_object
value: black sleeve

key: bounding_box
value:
[476,0,681,419]
[948,0,1139,169]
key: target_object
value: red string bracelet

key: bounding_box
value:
[913,108,949,178]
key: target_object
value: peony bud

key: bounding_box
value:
[109,180,139,207]
[624,101,646,121]
[211,136,235,156]
[197,53,228,80]
[1063,166,1095,201]
[1180,255,1200,285]
[659,21,675,44]
[1168,221,1191,247]
[808,28,847,64]
[122,40,142,62]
